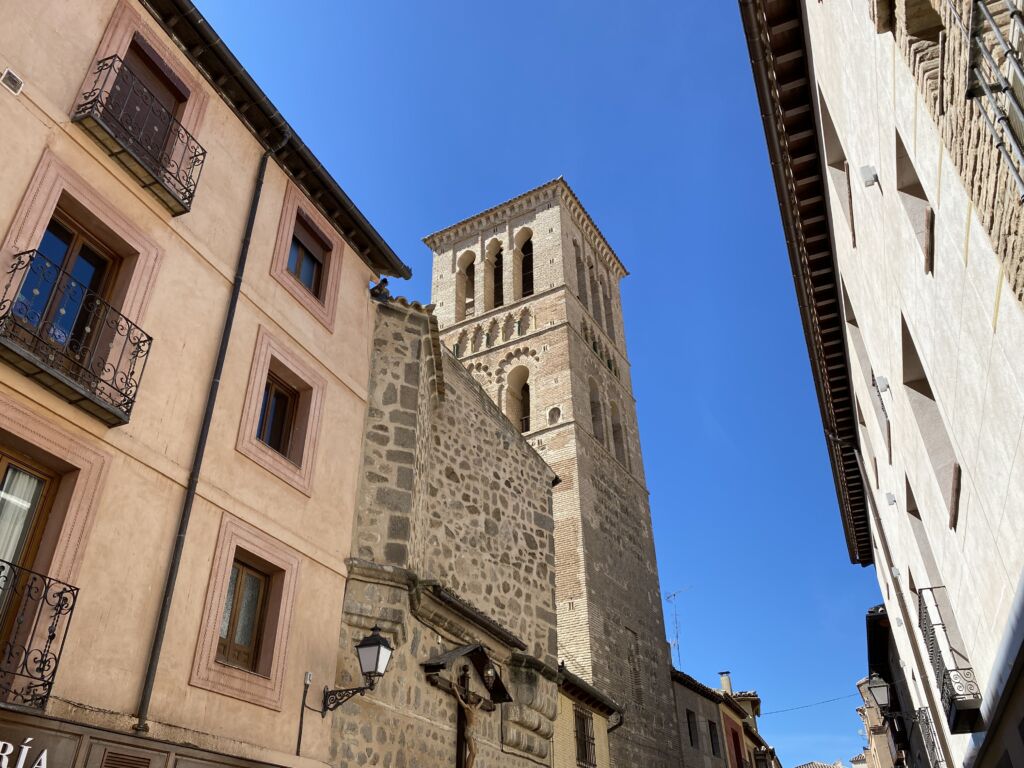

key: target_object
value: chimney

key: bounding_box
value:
[719,670,733,694]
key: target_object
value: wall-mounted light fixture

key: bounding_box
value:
[860,165,880,188]
[322,625,394,716]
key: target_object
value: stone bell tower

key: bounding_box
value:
[425,178,678,767]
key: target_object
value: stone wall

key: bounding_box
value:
[893,0,1024,297]
[337,298,559,768]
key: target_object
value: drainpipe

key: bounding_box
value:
[134,126,291,732]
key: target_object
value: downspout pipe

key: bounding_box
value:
[134,127,291,732]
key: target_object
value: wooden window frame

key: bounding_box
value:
[191,515,299,710]
[216,557,270,672]
[256,373,298,457]
[236,327,326,495]
[270,183,346,331]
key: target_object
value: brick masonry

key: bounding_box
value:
[426,179,679,767]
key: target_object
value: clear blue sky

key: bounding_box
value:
[196,1,883,763]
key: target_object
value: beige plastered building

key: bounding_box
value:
[0,3,411,768]
[742,0,1024,766]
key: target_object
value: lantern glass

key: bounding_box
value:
[866,673,890,709]
[355,626,393,678]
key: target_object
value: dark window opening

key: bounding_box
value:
[521,239,534,298]
[709,721,721,757]
[493,248,504,307]
[686,709,699,748]
[257,374,297,457]
[287,217,327,298]
[520,383,531,433]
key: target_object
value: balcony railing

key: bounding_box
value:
[916,707,945,768]
[969,0,1024,200]
[72,55,206,214]
[918,586,984,733]
[0,250,152,425]
[0,560,78,710]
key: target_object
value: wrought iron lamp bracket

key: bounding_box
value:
[321,677,376,717]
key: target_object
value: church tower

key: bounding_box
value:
[425,179,677,767]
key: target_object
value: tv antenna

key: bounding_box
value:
[664,587,691,668]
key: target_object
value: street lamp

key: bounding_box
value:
[866,673,891,709]
[321,626,394,717]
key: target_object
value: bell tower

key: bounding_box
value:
[426,179,677,767]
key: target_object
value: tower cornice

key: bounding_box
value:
[422,178,629,278]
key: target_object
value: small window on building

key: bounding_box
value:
[216,557,269,672]
[895,130,935,271]
[709,721,721,757]
[117,37,188,153]
[493,247,504,308]
[901,317,959,526]
[287,218,327,297]
[257,373,298,458]
[819,90,856,246]
[686,709,699,748]
[574,705,597,768]
[589,379,606,445]
[507,366,530,433]
[574,241,588,309]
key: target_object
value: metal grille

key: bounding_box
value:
[72,55,206,214]
[917,707,946,768]
[0,249,152,423]
[574,705,597,768]
[0,559,78,709]
[969,0,1024,200]
[918,587,982,722]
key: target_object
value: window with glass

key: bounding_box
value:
[257,374,297,457]
[217,558,269,671]
[0,452,52,571]
[573,705,597,768]
[15,216,114,354]
[287,218,327,298]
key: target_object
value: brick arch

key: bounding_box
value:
[502,313,516,342]
[494,347,540,422]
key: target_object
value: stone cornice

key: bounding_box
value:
[422,178,628,279]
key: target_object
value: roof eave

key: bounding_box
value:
[738,0,872,565]
[139,0,411,279]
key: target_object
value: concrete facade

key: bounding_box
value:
[0,2,407,768]
[425,179,677,767]
[742,0,1024,766]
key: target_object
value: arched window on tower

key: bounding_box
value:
[610,402,626,463]
[493,246,504,308]
[507,366,531,433]
[513,228,534,300]
[518,308,531,335]
[574,241,588,309]
[589,378,605,445]
[602,277,615,342]
[454,330,468,358]
[456,250,476,321]
[521,238,534,298]
[589,268,602,331]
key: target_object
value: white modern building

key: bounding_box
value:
[741,1,1024,767]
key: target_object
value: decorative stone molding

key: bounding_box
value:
[190,513,300,710]
[0,391,110,584]
[422,179,627,279]
[269,181,346,331]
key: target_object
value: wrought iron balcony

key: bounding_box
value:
[918,586,983,733]
[72,55,206,214]
[0,559,78,710]
[0,250,152,425]
[916,707,945,768]
[969,0,1024,201]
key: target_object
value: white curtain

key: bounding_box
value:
[0,467,43,567]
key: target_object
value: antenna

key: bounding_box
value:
[664,587,691,668]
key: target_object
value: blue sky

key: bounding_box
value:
[195,1,883,763]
